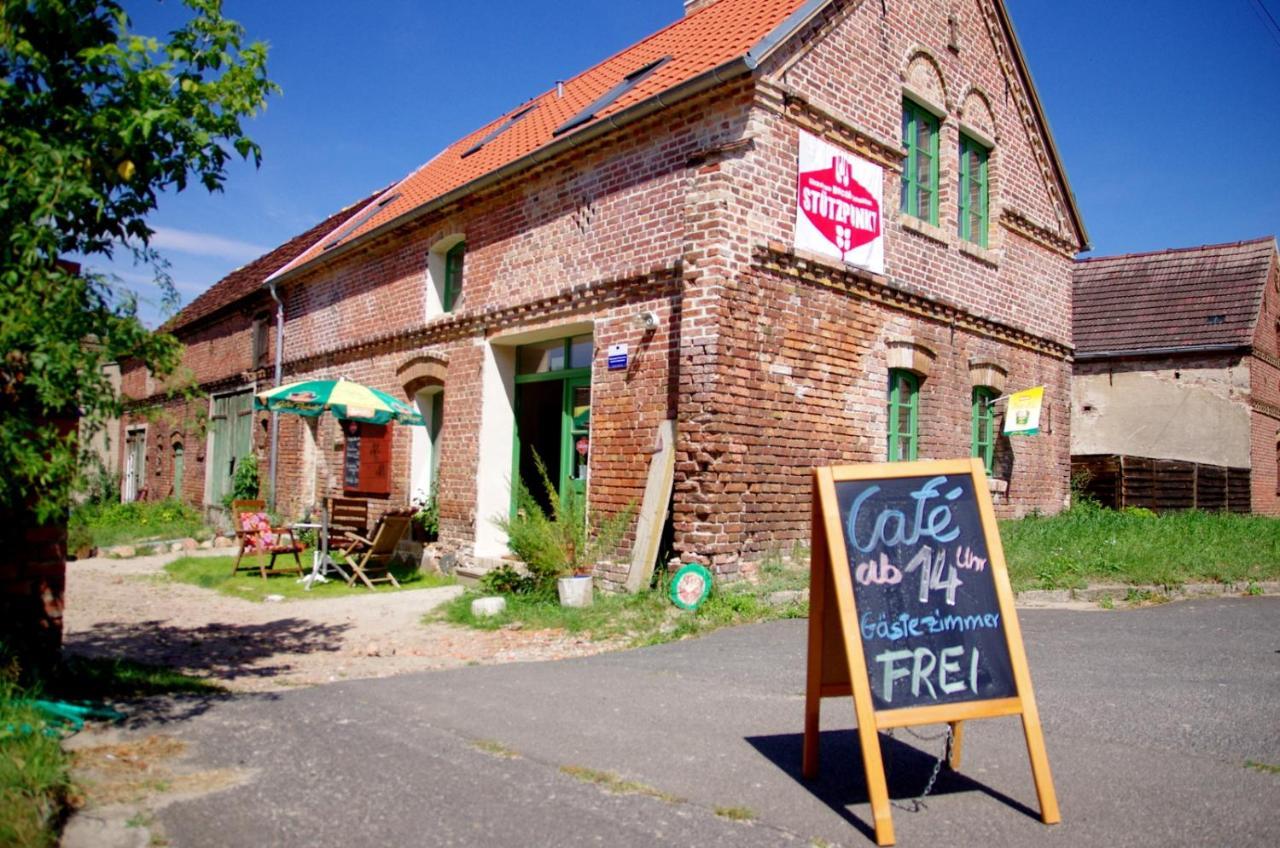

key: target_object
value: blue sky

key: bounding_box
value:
[98,0,1280,326]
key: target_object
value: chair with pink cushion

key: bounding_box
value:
[231,499,306,579]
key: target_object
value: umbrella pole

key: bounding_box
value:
[267,281,286,510]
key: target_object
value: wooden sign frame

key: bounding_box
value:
[803,458,1058,845]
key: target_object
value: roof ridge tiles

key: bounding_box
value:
[1076,236,1275,265]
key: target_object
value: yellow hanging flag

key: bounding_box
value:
[1003,386,1044,436]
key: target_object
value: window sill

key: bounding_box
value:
[988,477,1008,494]
[958,241,1000,268]
[898,215,950,247]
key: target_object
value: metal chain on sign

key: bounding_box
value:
[885,724,953,812]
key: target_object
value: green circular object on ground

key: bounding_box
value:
[669,563,713,610]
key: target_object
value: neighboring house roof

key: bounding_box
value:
[164,189,388,333]
[271,0,1086,284]
[1073,237,1279,357]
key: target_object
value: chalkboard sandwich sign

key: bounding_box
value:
[803,458,1058,846]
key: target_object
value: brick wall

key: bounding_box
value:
[0,415,74,663]
[1249,256,1280,514]
[0,511,65,665]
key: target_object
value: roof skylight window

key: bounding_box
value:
[323,193,400,250]
[553,56,672,137]
[1206,314,1226,325]
[461,104,539,158]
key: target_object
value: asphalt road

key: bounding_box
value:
[155,597,1280,847]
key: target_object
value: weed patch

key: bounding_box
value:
[1245,759,1280,775]
[470,739,520,759]
[560,766,681,803]
[714,805,756,822]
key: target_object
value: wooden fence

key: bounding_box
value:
[1071,454,1251,514]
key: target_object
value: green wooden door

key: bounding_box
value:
[563,376,591,499]
[208,390,254,505]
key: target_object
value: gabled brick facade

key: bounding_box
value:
[122,0,1085,578]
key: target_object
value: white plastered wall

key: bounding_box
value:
[1072,363,1251,467]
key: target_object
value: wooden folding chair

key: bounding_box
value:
[334,509,414,589]
[326,497,369,554]
[231,499,305,579]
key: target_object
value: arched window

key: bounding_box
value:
[425,236,465,318]
[901,99,939,224]
[887,369,919,462]
[443,241,465,313]
[971,387,998,474]
[958,134,989,247]
[172,441,185,499]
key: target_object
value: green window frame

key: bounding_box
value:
[901,99,940,225]
[971,386,998,475]
[443,242,465,313]
[429,391,444,483]
[887,369,919,462]
[958,134,989,247]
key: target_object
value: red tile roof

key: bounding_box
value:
[1073,237,1278,356]
[165,189,388,333]
[270,0,819,281]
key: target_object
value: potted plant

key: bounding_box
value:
[497,456,633,607]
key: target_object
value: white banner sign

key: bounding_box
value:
[794,130,884,274]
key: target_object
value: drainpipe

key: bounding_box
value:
[267,281,285,509]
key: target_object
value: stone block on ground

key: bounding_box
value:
[471,596,507,618]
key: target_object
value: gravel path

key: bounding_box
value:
[63,549,620,692]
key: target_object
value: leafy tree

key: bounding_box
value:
[0,0,277,521]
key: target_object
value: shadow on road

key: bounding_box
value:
[65,617,351,725]
[746,729,1040,839]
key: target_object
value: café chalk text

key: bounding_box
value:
[846,476,964,554]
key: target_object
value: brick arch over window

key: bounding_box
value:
[901,49,950,112]
[397,354,448,399]
[968,360,1008,394]
[959,88,999,144]
[885,338,936,379]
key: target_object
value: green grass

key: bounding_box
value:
[69,499,211,551]
[163,555,455,601]
[436,551,809,646]
[0,654,223,848]
[1001,501,1280,591]
[713,805,756,822]
[0,679,70,848]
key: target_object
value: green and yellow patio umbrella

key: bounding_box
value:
[254,377,424,426]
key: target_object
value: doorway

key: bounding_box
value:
[124,428,145,502]
[513,334,592,514]
[207,389,254,505]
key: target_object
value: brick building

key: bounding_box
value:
[1072,237,1280,514]
[122,0,1087,580]
[117,193,382,508]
